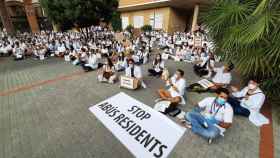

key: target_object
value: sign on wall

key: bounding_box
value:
[89,92,186,158]
[194,36,203,48]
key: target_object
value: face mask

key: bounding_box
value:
[248,84,257,90]
[216,97,226,105]
[129,64,133,68]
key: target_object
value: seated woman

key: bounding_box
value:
[148,53,165,77]
[114,52,126,72]
[157,69,187,112]
[193,52,215,77]
[228,79,265,117]
[174,46,184,61]
[124,59,147,89]
[97,57,117,84]
[55,42,66,57]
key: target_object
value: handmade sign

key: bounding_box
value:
[89,92,186,158]
[120,76,139,90]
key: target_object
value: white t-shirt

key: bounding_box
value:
[199,97,233,124]
[167,75,187,105]
[212,67,232,85]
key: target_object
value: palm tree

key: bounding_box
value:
[201,0,280,98]
[0,0,15,34]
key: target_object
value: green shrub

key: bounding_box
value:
[141,25,152,32]
[125,24,134,33]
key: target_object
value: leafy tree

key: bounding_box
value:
[201,0,280,99]
[125,24,134,33]
[141,25,152,32]
[40,0,118,31]
[111,12,122,31]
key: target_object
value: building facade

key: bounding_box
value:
[118,0,208,33]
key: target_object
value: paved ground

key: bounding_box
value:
[0,56,277,158]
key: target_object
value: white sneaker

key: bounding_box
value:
[208,138,213,144]
[154,98,162,103]
[203,122,208,128]
[141,82,147,89]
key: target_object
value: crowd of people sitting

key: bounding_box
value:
[0,26,267,144]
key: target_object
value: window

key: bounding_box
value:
[150,13,163,29]
[121,17,129,30]
[133,16,144,28]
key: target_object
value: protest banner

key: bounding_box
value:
[89,92,186,158]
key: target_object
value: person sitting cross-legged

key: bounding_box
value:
[97,57,117,84]
[148,53,165,77]
[157,69,187,111]
[181,88,233,144]
[228,79,265,117]
[82,51,101,72]
[124,59,147,89]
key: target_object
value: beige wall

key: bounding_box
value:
[168,8,192,32]
[121,7,170,32]
[121,6,194,33]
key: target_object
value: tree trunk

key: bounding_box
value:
[23,0,40,33]
[0,0,15,35]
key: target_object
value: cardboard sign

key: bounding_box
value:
[89,92,186,158]
[194,36,202,48]
[120,76,139,90]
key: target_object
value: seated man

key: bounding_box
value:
[157,69,187,110]
[182,88,233,144]
[210,64,233,89]
[124,59,147,89]
[228,79,265,117]
[188,63,234,93]
[82,51,102,72]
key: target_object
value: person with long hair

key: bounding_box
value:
[148,53,165,77]
[97,57,117,84]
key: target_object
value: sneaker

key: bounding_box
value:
[203,122,208,128]
[154,98,162,103]
[208,138,213,144]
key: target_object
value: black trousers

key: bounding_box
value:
[148,69,162,76]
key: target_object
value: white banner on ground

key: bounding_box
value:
[89,92,186,158]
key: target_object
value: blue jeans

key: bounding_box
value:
[185,111,220,139]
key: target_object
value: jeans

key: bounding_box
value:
[185,111,220,139]
[227,97,250,117]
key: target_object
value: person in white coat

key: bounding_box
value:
[228,79,265,117]
[82,51,101,72]
[125,59,147,89]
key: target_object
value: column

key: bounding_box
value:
[24,0,40,33]
[0,0,15,34]
[191,4,199,32]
